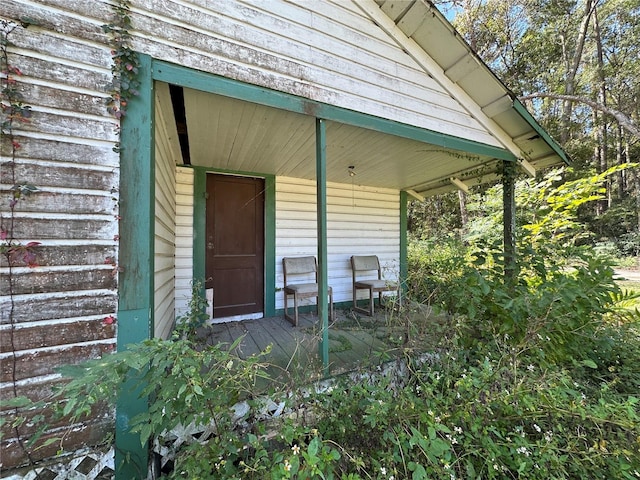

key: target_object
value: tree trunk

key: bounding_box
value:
[560,0,596,144]
[593,4,609,212]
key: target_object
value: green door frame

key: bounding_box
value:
[117,55,516,478]
[191,166,277,317]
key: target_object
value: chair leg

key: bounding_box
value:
[353,286,357,314]
[329,289,334,321]
[284,292,293,325]
[293,293,299,327]
[369,288,374,316]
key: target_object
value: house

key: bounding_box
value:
[0,0,567,477]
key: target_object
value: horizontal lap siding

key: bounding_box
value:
[126,0,498,146]
[174,168,194,319]
[275,177,399,308]
[0,1,118,469]
[154,84,180,340]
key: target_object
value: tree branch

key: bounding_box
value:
[519,92,640,139]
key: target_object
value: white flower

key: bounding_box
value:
[380,467,387,475]
[544,431,553,442]
[446,434,458,445]
[527,364,535,372]
[533,424,541,433]
[454,426,463,434]
[284,459,291,472]
[291,444,300,455]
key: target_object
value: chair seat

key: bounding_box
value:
[354,279,395,290]
[284,283,324,295]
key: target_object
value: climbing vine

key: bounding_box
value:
[102,0,140,127]
[1,18,42,470]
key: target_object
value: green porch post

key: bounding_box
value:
[116,53,154,479]
[400,191,408,296]
[316,118,330,373]
[503,160,517,284]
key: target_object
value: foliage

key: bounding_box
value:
[429,0,640,251]
[462,164,638,260]
[406,235,469,306]
[101,0,140,120]
[173,280,211,339]
[34,165,640,479]
[38,243,640,479]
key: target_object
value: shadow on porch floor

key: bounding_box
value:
[195,303,448,389]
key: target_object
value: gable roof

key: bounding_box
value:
[157,0,568,197]
[367,0,569,177]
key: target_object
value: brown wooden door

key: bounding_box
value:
[205,174,265,318]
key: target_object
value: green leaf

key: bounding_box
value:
[411,463,427,479]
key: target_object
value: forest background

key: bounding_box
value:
[410,0,639,262]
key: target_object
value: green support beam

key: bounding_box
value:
[400,191,408,296]
[316,118,330,374]
[116,53,154,479]
[503,160,517,284]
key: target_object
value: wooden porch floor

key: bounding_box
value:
[196,304,445,388]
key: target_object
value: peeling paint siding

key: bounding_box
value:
[275,177,400,308]
[0,1,119,469]
[175,167,194,319]
[123,0,500,147]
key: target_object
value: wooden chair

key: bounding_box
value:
[283,256,334,326]
[351,255,400,316]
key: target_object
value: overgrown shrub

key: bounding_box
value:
[406,235,469,306]
[30,164,640,479]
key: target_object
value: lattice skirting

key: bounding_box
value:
[2,446,114,480]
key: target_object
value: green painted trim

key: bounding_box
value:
[151,59,516,161]
[264,175,276,317]
[399,191,408,295]
[316,118,330,373]
[192,167,207,296]
[116,53,154,479]
[513,100,570,165]
[190,166,276,317]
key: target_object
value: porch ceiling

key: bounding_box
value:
[181,88,504,196]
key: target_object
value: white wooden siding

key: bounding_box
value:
[125,0,499,147]
[0,5,119,466]
[275,177,400,309]
[175,167,194,319]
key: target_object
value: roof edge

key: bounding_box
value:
[512,99,571,166]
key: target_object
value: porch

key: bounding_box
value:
[196,303,447,388]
